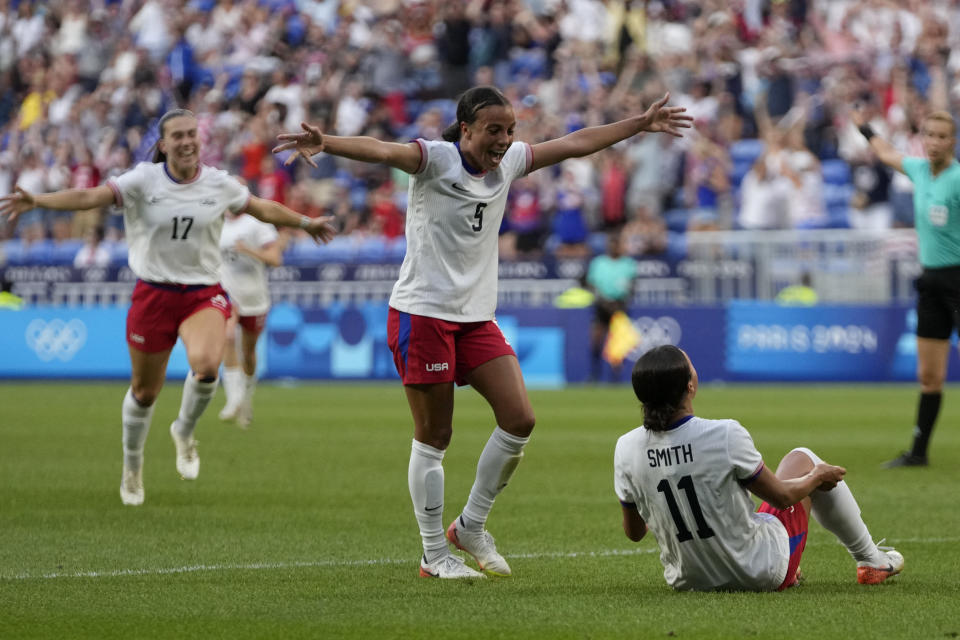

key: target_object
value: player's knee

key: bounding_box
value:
[503,410,535,437]
[191,360,221,380]
[131,385,160,406]
[917,369,944,391]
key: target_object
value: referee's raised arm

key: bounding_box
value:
[851,106,905,174]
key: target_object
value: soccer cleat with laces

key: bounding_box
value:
[446,518,512,576]
[882,451,928,468]
[120,464,144,506]
[418,554,485,579]
[857,541,904,585]
[170,421,200,480]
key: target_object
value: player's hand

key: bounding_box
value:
[812,462,846,491]
[302,215,337,244]
[274,122,325,168]
[0,185,37,225]
[640,92,693,138]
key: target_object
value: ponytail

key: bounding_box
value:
[631,345,692,432]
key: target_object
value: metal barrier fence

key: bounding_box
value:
[1,229,921,307]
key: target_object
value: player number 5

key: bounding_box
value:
[472,202,486,232]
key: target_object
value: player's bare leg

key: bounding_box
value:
[170,309,226,479]
[121,346,172,505]
[449,355,535,576]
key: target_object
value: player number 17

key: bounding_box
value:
[657,475,716,542]
[171,216,194,240]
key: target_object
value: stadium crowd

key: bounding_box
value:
[1,0,959,266]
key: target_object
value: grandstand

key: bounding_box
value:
[0,0,954,384]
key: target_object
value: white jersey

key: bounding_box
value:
[614,416,789,591]
[108,162,250,284]
[388,138,533,321]
[219,213,278,316]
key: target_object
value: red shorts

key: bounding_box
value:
[387,307,516,385]
[127,280,232,352]
[238,313,267,334]
[757,501,809,591]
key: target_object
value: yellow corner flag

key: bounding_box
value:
[602,311,640,366]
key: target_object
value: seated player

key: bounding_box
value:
[614,345,904,591]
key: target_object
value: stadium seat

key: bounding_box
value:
[356,236,387,262]
[729,138,765,164]
[663,208,692,233]
[821,159,851,185]
[665,231,688,261]
[588,231,608,255]
[2,239,27,265]
[49,240,84,265]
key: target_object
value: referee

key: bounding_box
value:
[855,108,960,467]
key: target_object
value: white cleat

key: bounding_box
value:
[170,421,200,480]
[446,518,512,576]
[418,554,486,579]
[120,465,144,506]
[235,399,252,429]
[218,403,240,421]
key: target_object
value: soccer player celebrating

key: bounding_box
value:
[0,109,336,506]
[276,86,691,578]
[614,345,903,591]
[854,108,960,468]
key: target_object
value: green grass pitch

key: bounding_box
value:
[2,382,958,639]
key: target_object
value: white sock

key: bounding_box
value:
[409,439,448,563]
[174,373,218,438]
[122,388,155,471]
[793,447,883,565]
[461,427,528,532]
[222,366,242,407]
[243,373,257,407]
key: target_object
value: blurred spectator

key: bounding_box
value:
[1,0,957,263]
[73,226,110,269]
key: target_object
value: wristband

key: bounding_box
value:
[299,216,311,229]
[858,124,876,141]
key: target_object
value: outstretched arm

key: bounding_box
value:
[528,92,691,173]
[747,462,846,510]
[851,108,904,174]
[244,195,337,244]
[0,184,115,226]
[273,122,424,174]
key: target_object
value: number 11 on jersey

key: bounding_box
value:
[657,475,716,542]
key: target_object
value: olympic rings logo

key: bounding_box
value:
[626,316,683,361]
[25,319,88,362]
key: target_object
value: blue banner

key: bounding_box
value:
[1,301,956,383]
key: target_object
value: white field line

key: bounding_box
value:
[4,537,957,581]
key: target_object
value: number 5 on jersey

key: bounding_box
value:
[472,203,486,232]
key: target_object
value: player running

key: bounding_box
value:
[0,109,335,505]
